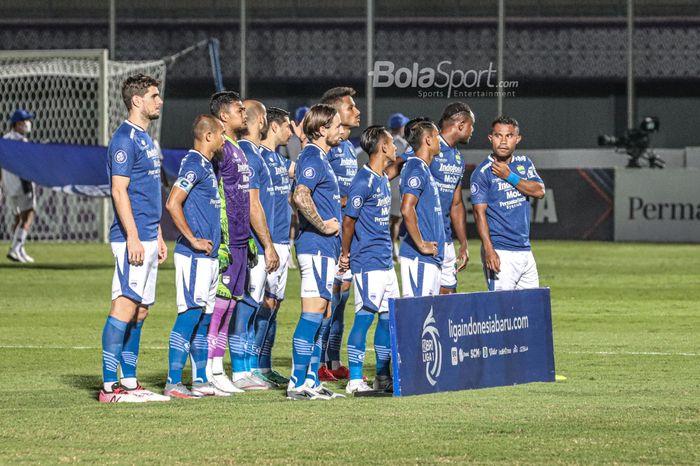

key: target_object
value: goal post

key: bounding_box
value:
[0,49,166,242]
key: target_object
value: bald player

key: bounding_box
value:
[233,99,280,390]
[164,115,226,398]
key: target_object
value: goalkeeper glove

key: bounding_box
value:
[217,243,232,272]
[247,237,259,268]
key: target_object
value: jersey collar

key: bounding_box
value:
[189,149,210,165]
[362,164,385,178]
[438,134,451,148]
[240,138,259,149]
[124,119,146,132]
[488,153,514,164]
[306,143,326,156]
[224,135,240,148]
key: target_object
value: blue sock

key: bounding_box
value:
[230,300,256,374]
[290,311,323,388]
[167,308,202,385]
[246,303,260,371]
[119,319,144,380]
[374,312,392,377]
[101,316,128,385]
[307,316,331,386]
[347,310,375,381]
[259,310,278,370]
[327,288,349,364]
[252,304,273,370]
[190,313,211,383]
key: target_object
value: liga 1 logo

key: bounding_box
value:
[421,307,442,386]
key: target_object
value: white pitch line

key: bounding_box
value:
[0,346,697,356]
[565,350,699,357]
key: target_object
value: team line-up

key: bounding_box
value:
[98,73,545,402]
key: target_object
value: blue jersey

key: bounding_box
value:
[260,144,292,245]
[295,143,342,259]
[399,156,445,266]
[401,136,465,239]
[470,154,543,251]
[240,139,275,252]
[173,150,221,259]
[327,139,358,204]
[344,165,393,273]
[107,120,162,242]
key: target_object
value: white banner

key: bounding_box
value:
[615,168,700,242]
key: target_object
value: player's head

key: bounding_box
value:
[193,114,226,160]
[303,104,342,148]
[294,106,309,125]
[489,116,521,159]
[439,101,475,144]
[361,125,396,163]
[210,90,246,134]
[236,100,266,139]
[10,108,34,135]
[122,74,162,120]
[405,117,440,157]
[387,112,410,136]
[261,107,292,146]
[320,87,360,129]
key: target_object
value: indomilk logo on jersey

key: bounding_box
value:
[421,307,442,386]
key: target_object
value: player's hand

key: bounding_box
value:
[127,236,145,266]
[484,248,501,273]
[264,245,280,273]
[291,120,307,147]
[191,238,213,256]
[338,253,350,273]
[323,218,340,236]
[157,237,168,264]
[491,160,511,180]
[419,241,439,256]
[456,245,469,272]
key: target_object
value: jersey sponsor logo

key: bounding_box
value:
[422,307,442,386]
[352,196,363,209]
[527,166,536,179]
[408,176,421,189]
[303,167,316,179]
[185,171,197,183]
[114,150,127,164]
[470,182,480,195]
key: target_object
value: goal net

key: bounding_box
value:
[0,49,166,242]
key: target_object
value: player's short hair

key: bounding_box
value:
[261,107,290,140]
[360,125,390,156]
[320,87,356,109]
[192,114,220,141]
[209,90,242,119]
[405,117,437,151]
[438,102,474,129]
[491,115,520,132]
[121,74,160,111]
[303,104,337,141]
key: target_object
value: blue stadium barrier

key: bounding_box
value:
[388,288,555,396]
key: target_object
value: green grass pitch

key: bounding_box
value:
[0,241,698,464]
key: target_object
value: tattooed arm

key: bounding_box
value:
[293,184,339,236]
